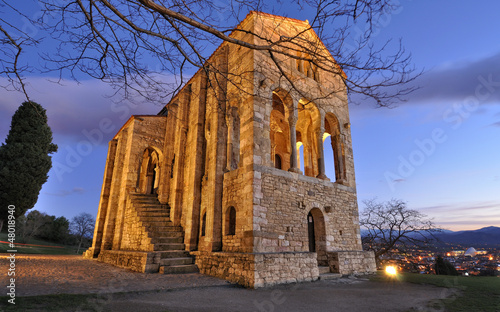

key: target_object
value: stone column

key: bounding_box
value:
[288,113,301,174]
[316,127,329,180]
[334,134,345,184]
[271,143,276,165]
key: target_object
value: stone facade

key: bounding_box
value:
[84,11,376,288]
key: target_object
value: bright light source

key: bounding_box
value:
[385,266,397,276]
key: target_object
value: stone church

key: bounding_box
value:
[84,11,376,288]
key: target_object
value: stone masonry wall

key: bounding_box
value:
[192,251,255,287]
[254,165,363,254]
[119,196,154,251]
[98,250,159,273]
[192,251,319,288]
[254,252,319,287]
[327,251,377,275]
[221,168,254,253]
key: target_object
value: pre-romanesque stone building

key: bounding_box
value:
[84,11,376,288]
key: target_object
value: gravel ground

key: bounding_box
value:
[0,254,230,296]
[0,254,456,311]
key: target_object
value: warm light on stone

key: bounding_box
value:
[83,11,376,288]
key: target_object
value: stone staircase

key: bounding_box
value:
[318,266,342,280]
[131,193,198,274]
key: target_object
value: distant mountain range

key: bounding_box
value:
[361,226,500,248]
[434,226,500,247]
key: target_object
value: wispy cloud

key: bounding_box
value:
[405,52,500,105]
[416,201,500,231]
[0,77,162,145]
[45,187,86,197]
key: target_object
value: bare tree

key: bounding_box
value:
[0,0,39,101]
[70,212,95,254]
[1,0,419,107]
[360,198,439,263]
[17,210,49,243]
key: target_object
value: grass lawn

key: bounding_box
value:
[0,292,174,312]
[372,272,500,312]
[0,233,81,255]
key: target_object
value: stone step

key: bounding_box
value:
[159,257,194,266]
[137,211,170,217]
[148,225,183,232]
[139,216,170,222]
[133,201,168,209]
[136,207,170,213]
[142,221,172,228]
[134,204,169,211]
[319,273,342,280]
[153,243,186,251]
[318,266,330,274]
[134,201,166,205]
[151,236,183,244]
[148,231,183,239]
[160,264,199,274]
[136,209,170,214]
[159,250,191,259]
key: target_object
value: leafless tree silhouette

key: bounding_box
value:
[1,0,420,107]
[360,198,440,263]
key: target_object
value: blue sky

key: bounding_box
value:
[1,1,499,231]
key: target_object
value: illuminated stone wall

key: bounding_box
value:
[85,11,375,288]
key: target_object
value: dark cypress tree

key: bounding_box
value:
[434,255,459,276]
[0,101,58,231]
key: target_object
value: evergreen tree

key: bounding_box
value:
[0,101,58,231]
[434,255,459,276]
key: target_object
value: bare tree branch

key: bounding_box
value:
[1,0,420,107]
[360,198,441,263]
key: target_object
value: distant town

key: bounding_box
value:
[381,245,500,276]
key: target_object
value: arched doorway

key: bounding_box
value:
[137,148,161,195]
[307,208,328,265]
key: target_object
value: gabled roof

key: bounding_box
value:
[158,11,342,114]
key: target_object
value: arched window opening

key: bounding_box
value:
[296,99,320,177]
[324,113,346,183]
[274,154,282,169]
[226,206,236,236]
[201,212,206,237]
[270,91,291,171]
[323,134,335,181]
[297,141,304,174]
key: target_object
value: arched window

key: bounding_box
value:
[274,154,282,169]
[201,212,206,237]
[297,141,305,174]
[324,113,346,182]
[270,91,291,171]
[296,99,320,177]
[226,206,236,235]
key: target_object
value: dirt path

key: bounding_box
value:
[0,254,455,311]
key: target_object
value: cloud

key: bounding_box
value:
[418,201,500,213]
[45,187,86,197]
[490,121,500,128]
[0,77,164,145]
[404,52,500,105]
